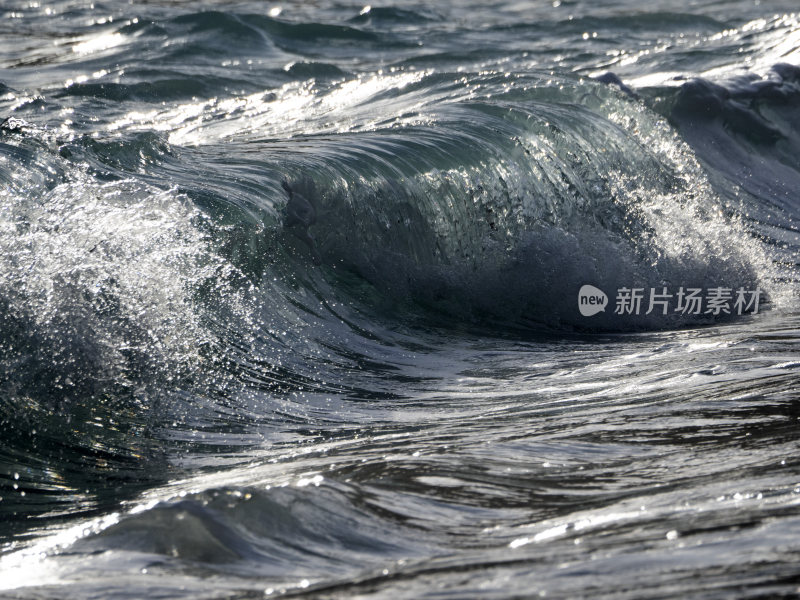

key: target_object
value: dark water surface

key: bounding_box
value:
[1,1,799,598]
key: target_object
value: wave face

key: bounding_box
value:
[1,1,799,599]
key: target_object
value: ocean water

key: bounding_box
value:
[1,0,799,597]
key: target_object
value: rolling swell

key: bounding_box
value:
[170,70,773,331]
[36,65,777,332]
